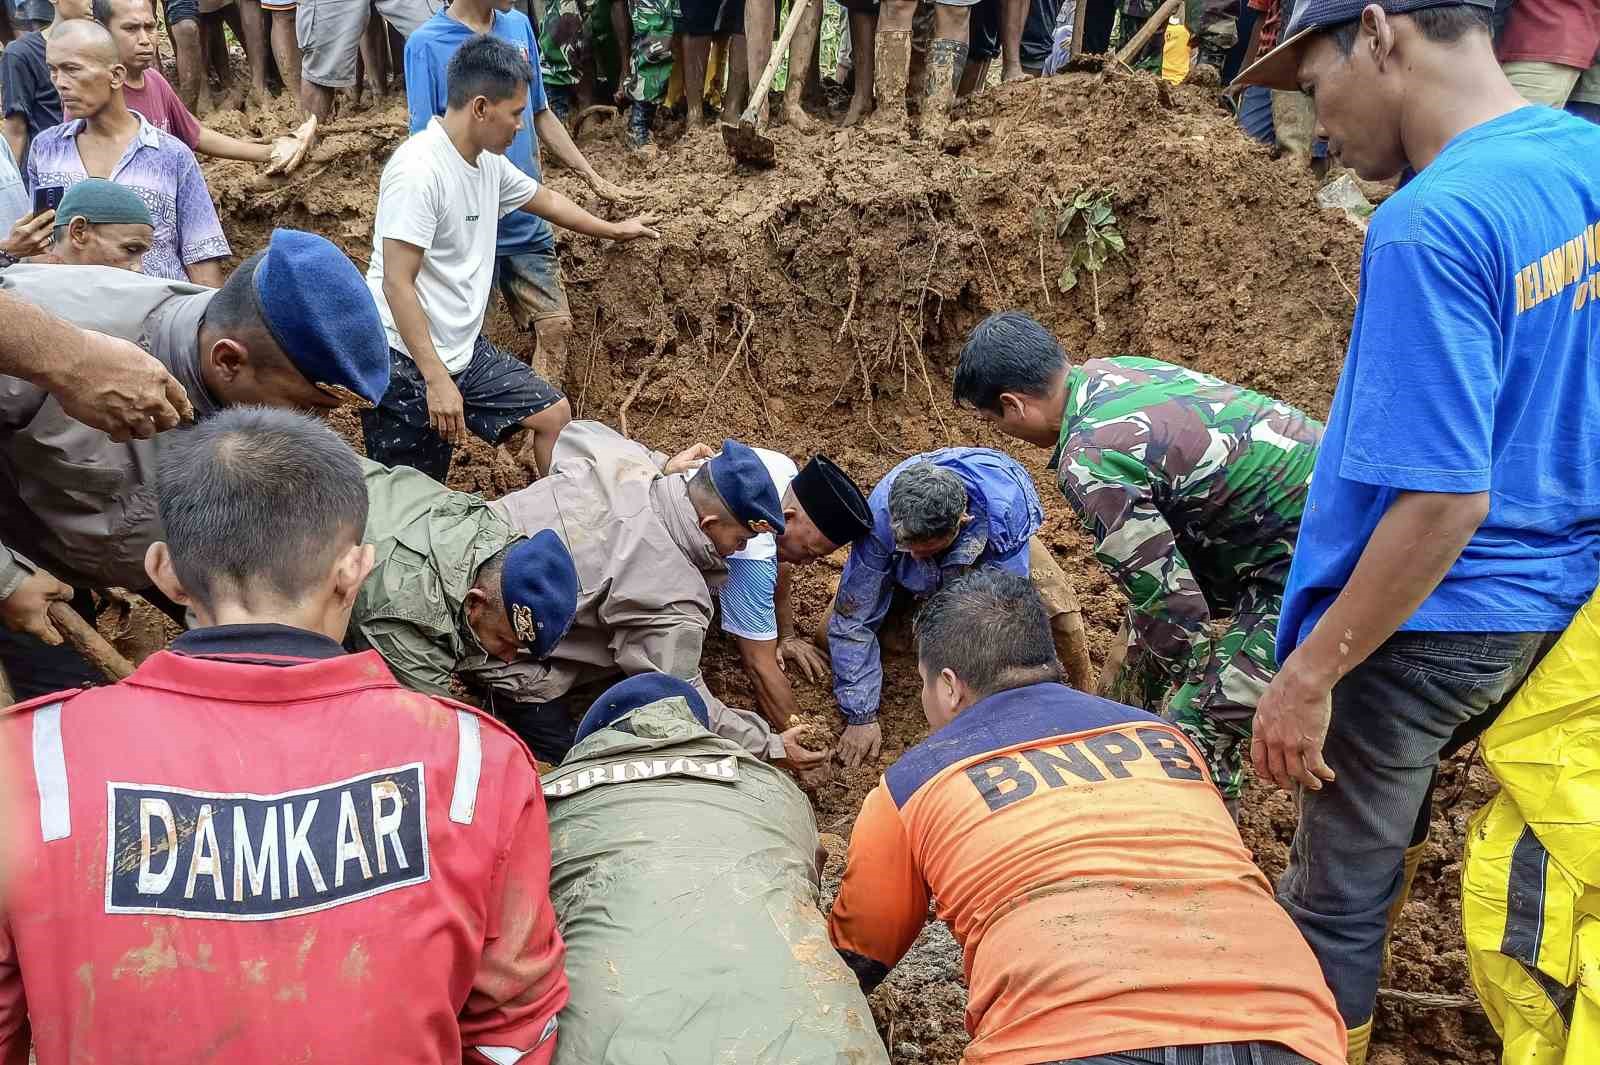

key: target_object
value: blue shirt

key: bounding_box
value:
[1279,106,1600,656]
[828,448,1044,723]
[403,9,554,257]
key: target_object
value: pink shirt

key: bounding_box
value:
[121,67,203,149]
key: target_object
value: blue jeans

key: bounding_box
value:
[1278,629,1558,1027]
[1237,85,1275,146]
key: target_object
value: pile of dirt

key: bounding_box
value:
[201,71,1491,1064]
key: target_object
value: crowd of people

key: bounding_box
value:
[0,0,1597,1061]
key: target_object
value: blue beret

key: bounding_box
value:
[707,439,785,535]
[502,530,579,660]
[252,229,390,406]
[574,672,710,745]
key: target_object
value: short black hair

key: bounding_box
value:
[888,462,966,544]
[916,569,1061,698]
[157,406,368,610]
[1328,3,1492,54]
[953,311,1069,415]
[202,250,268,336]
[446,34,534,110]
[472,542,511,611]
[686,463,735,522]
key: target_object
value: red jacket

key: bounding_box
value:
[0,624,568,1065]
[1498,0,1600,71]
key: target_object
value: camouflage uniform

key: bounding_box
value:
[623,0,676,103]
[1184,0,1238,68]
[1051,356,1322,800]
[539,0,592,88]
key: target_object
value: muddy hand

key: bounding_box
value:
[0,569,73,647]
[779,727,831,771]
[837,721,882,768]
[589,173,648,202]
[264,115,318,176]
[610,213,661,242]
[777,637,829,685]
[663,442,714,475]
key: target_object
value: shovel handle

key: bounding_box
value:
[740,0,815,124]
[1113,0,1182,66]
[48,601,134,682]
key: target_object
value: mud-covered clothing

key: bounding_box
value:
[829,448,1043,726]
[0,624,568,1065]
[348,458,518,698]
[545,697,888,1065]
[466,421,783,762]
[0,265,219,593]
[828,681,1347,1065]
[1051,355,1321,796]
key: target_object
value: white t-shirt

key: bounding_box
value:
[366,118,539,374]
[730,448,799,562]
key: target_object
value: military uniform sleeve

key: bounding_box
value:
[827,531,898,725]
[828,782,929,993]
[355,621,457,699]
[460,746,569,1065]
[1058,446,1211,683]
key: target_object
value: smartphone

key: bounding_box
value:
[32,186,64,214]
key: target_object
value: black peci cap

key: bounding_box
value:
[791,455,872,548]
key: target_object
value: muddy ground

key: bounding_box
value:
[186,70,1495,1063]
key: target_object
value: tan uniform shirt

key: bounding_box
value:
[0,265,216,591]
[467,421,783,761]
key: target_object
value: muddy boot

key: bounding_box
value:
[865,28,913,132]
[1345,1020,1372,1065]
[920,37,966,143]
[548,84,576,123]
[626,101,657,148]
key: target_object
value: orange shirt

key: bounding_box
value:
[829,682,1346,1065]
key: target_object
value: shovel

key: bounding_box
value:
[721,0,815,166]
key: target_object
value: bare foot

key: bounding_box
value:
[1000,64,1033,83]
[783,101,817,133]
[841,94,875,127]
[686,111,704,131]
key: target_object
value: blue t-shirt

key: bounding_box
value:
[403,9,554,257]
[1279,106,1600,656]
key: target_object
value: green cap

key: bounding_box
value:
[51,179,154,231]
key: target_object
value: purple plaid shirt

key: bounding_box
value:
[26,109,229,281]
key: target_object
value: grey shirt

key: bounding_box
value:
[0,264,216,592]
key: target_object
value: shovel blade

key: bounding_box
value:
[720,120,777,167]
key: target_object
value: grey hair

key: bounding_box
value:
[156,406,368,610]
[888,462,967,544]
[915,568,1061,698]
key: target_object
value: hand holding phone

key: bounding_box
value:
[32,186,64,214]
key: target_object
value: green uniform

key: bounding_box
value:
[538,0,591,88]
[347,459,515,698]
[1052,356,1322,799]
[622,0,675,103]
[544,698,889,1064]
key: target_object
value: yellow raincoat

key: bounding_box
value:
[1463,586,1600,1065]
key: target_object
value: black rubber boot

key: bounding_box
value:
[547,84,575,122]
[626,100,656,148]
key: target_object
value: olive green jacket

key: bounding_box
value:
[347,459,515,698]
[545,697,889,1065]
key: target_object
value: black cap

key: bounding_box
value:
[1232,0,1494,90]
[790,455,872,548]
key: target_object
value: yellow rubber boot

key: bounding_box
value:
[1387,841,1426,930]
[1346,1019,1373,1065]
